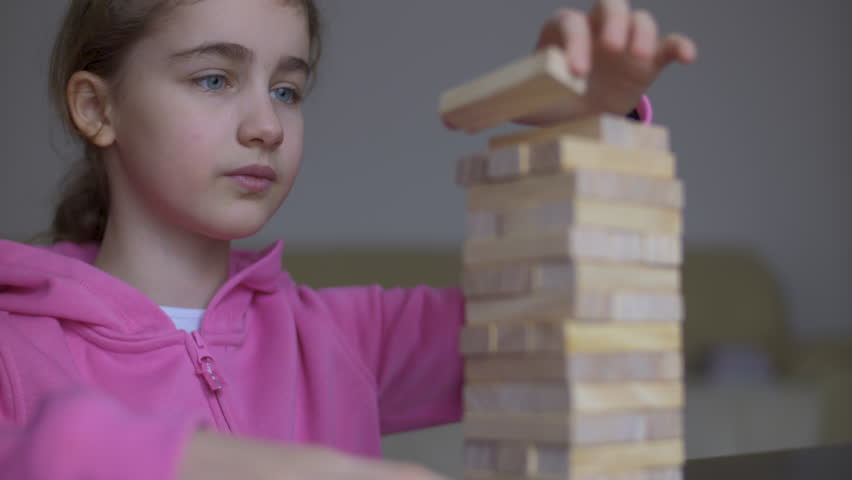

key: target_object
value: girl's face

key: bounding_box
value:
[107,0,310,239]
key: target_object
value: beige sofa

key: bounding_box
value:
[281,245,852,454]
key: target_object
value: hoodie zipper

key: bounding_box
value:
[190,330,234,432]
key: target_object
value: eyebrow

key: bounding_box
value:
[169,42,311,77]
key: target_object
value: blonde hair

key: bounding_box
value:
[29,0,322,245]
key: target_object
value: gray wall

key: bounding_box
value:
[3,0,848,339]
[1,0,850,475]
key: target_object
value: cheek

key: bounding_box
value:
[161,127,219,179]
[281,113,305,177]
[175,126,222,166]
[119,95,219,163]
[165,103,226,148]
[121,122,221,202]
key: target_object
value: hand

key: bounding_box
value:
[514,0,698,127]
[178,430,450,480]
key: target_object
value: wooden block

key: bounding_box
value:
[439,47,586,134]
[570,440,684,476]
[641,467,684,480]
[589,228,665,266]
[611,293,684,323]
[497,443,532,475]
[490,321,566,353]
[457,152,489,186]
[464,466,683,480]
[466,170,684,210]
[465,290,608,325]
[564,324,681,354]
[464,382,684,415]
[460,322,681,355]
[570,169,685,210]
[466,211,501,239]
[656,352,684,382]
[464,412,570,443]
[479,443,535,476]
[463,471,508,480]
[573,382,684,412]
[465,442,550,478]
[492,322,534,352]
[463,263,533,298]
[460,324,493,354]
[465,289,683,325]
[462,440,684,478]
[464,229,635,269]
[465,440,498,471]
[537,261,680,292]
[487,145,531,182]
[573,468,683,480]
[465,383,570,415]
[489,113,671,152]
[534,444,570,477]
[461,321,560,355]
[463,228,681,269]
[530,137,676,179]
[573,410,682,445]
[480,142,681,186]
[464,352,683,383]
[646,409,685,441]
[499,200,683,236]
[642,234,683,266]
[464,354,570,383]
[571,352,683,383]
[510,321,573,353]
[464,409,682,446]
[463,261,679,293]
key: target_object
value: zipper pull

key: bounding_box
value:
[192,331,224,392]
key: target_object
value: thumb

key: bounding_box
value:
[321,451,450,480]
[653,33,698,71]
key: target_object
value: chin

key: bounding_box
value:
[196,213,271,241]
[219,222,268,240]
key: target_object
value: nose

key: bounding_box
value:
[237,93,284,150]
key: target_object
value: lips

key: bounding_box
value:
[225,165,277,193]
[224,164,278,182]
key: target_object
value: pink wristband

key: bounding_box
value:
[637,95,653,124]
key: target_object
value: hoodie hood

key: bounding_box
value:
[0,239,290,339]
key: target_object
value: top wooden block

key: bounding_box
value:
[489,113,671,153]
[439,47,586,134]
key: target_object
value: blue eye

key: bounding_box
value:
[197,75,227,91]
[271,87,300,104]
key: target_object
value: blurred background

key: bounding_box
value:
[1,0,850,475]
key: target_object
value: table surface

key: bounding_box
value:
[685,443,852,480]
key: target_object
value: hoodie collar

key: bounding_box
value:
[0,238,291,339]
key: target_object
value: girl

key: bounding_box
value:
[0,0,696,479]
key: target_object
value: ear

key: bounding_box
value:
[67,71,116,148]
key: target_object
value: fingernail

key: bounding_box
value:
[576,57,590,75]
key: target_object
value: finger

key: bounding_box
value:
[628,9,658,61]
[534,9,574,50]
[355,462,449,480]
[557,9,592,75]
[653,33,698,70]
[389,463,451,480]
[534,9,593,77]
[590,0,632,52]
[332,453,449,480]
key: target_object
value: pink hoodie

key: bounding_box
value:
[0,102,652,480]
[0,239,465,479]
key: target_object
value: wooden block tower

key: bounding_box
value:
[440,47,686,480]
